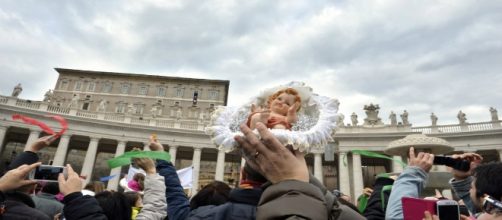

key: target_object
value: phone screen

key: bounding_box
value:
[437,204,460,220]
[33,166,65,181]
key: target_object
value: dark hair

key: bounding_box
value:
[189,181,231,210]
[473,162,502,200]
[41,182,60,195]
[243,163,267,183]
[94,191,132,220]
[84,181,106,194]
[123,191,141,207]
[133,173,145,191]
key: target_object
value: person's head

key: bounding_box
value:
[132,173,145,191]
[124,191,143,207]
[267,88,301,115]
[41,182,60,195]
[84,181,106,194]
[470,162,502,210]
[189,181,231,210]
[95,191,132,220]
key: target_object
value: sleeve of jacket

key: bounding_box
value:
[385,166,427,220]
[257,180,329,220]
[62,192,108,220]
[136,173,168,220]
[8,151,39,170]
[449,176,475,215]
[363,177,394,220]
[156,160,190,220]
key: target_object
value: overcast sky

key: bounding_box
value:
[1,0,501,126]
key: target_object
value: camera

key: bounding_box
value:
[433,156,470,172]
[483,195,502,214]
[29,165,67,182]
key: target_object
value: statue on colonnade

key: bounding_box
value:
[430,113,438,126]
[351,112,358,126]
[400,110,409,125]
[363,103,383,126]
[457,110,467,124]
[490,107,498,121]
[43,89,53,102]
[11,83,23,97]
[389,111,397,126]
[336,113,345,127]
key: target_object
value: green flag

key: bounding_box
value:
[343,150,406,168]
[107,151,171,169]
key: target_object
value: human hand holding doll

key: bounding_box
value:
[247,88,301,130]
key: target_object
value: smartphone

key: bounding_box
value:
[29,165,67,182]
[436,200,460,220]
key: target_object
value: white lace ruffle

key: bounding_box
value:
[205,81,340,153]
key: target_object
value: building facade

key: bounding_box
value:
[0,68,501,199]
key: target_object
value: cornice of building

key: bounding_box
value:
[55,68,230,85]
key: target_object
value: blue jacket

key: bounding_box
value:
[156,160,261,220]
[385,166,427,220]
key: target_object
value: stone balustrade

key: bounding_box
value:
[0,95,209,131]
[412,120,501,134]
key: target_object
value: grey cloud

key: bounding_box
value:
[0,0,501,126]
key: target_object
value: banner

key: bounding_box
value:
[176,166,193,189]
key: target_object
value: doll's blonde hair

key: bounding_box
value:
[266,88,301,112]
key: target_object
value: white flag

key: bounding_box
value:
[176,166,193,189]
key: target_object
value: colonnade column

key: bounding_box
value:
[24,130,41,151]
[52,134,71,166]
[314,152,323,183]
[352,153,364,200]
[169,146,177,163]
[0,126,7,154]
[392,155,404,173]
[338,151,351,197]
[215,149,226,181]
[81,137,100,185]
[191,147,202,195]
[107,140,127,191]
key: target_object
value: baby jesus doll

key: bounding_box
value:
[246,88,301,130]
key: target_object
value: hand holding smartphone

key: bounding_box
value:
[436,200,460,220]
[29,165,67,182]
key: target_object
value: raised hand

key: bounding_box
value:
[235,122,309,184]
[133,158,156,175]
[28,135,57,153]
[148,134,164,152]
[449,152,483,180]
[408,147,434,173]
[58,164,82,196]
[0,162,41,191]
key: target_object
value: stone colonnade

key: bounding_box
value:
[2,125,502,198]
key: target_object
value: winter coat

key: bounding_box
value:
[257,175,366,220]
[363,176,394,220]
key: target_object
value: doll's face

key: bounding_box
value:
[270,92,296,115]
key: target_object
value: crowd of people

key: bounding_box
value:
[0,121,501,219]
